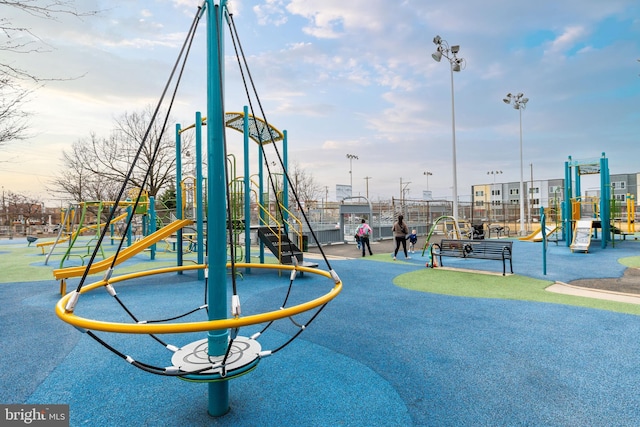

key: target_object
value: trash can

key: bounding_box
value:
[302,235,309,251]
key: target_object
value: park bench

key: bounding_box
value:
[431,239,513,276]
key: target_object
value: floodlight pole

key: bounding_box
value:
[346,153,358,192]
[423,171,432,191]
[449,62,458,219]
[432,36,464,220]
[503,92,529,236]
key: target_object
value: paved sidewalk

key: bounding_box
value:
[548,282,640,305]
[308,238,419,259]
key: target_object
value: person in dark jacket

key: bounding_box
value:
[392,214,410,260]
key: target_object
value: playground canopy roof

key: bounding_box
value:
[224,112,284,145]
[178,112,284,146]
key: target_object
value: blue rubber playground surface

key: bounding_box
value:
[2,236,640,426]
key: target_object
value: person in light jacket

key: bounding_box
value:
[356,218,373,257]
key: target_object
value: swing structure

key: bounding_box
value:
[55,0,342,417]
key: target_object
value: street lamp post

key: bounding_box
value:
[487,170,502,222]
[432,35,465,220]
[503,92,529,236]
[346,153,358,192]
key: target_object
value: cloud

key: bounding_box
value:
[2,0,640,204]
[253,0,288,26]
[544,25,590,57]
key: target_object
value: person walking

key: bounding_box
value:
[356,218,373,257]
[392,214,410,260]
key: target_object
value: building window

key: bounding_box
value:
[612,181,626,190]
[475,190,484,197]
[510,188,519,195]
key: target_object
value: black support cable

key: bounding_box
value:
[72,6,204,295]
[74,3,339,374]
[226,12,333,270]
[224,12,294,263]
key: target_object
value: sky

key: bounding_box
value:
[1,0,639,207]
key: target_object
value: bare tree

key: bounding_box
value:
[48,135,122,202]
[287,161,321,208]
[49,106,191,201]
[4,189,43,234]
[0,1,97,147]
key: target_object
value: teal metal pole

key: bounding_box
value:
[574,165,581,202]
[243,106,251,268]
[126,201,133,247]
[283,130,289,223]
[176,123,183,270]
[563,158,572,246]
[149,196,156,260]
[206,0,229,417]
[195,112,205,279]
[541,206,547,275]
[600,154,609,248]
[258,135,265,264]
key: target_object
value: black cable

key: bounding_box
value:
[73,6,204,294]
[108,7,203,273]
[225,12,295,264]
[227,12,333,270]
[215,6,239,298]
[270,303,329,355]
[225,12,336,346]
[87,330,219,378]
[72,4,338,377]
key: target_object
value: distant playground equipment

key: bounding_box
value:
[516,203,561,243]
[56,1,341,419]
[37,201,135,266]
[610,193,636,242]
[176,110,317,274]
[420,215,480,257]
[562,153,613,252]
[518,223,561,243]
[53,219,193,295]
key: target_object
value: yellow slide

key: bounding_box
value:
[53,219,193,283]
[518,225,559,242]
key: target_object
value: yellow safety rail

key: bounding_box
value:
[56,262,341,334]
